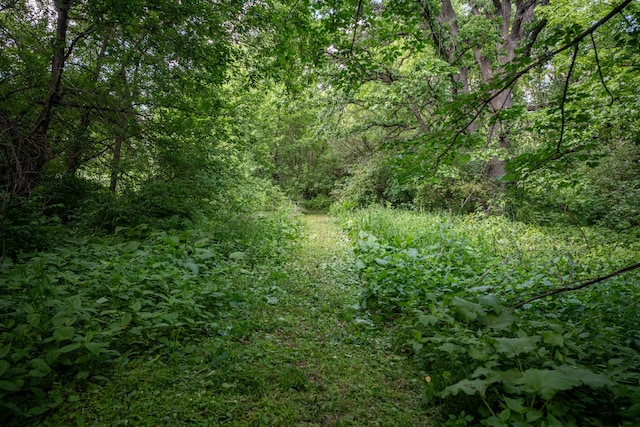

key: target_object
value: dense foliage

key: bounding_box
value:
[279,0,640,226]
[1,0,639,425]
[342,207,640,426]
[0,192,300,422]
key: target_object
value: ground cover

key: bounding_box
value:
[2,214,428,426]
[340,207,640,426]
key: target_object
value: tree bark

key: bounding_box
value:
[15,0,74,195]
[467,0,543,183]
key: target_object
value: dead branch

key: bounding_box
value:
[512,261,640,309]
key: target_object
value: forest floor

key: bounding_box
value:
[48,214,428,426]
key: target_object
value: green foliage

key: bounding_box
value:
[0,198,300,424]
[227,82,347,207]
[35,214,426,426]
[0,231,233,420]
[342,207,640,426]
[507,139,640,230]
[333,155,416,209]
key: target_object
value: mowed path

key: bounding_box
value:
[218,214,429,426]
[48,214,428,426]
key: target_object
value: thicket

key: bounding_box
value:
[2,0,639,424]
[341,207,640,426]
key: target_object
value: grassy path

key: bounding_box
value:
[48,215,428,426]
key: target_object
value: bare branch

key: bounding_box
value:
[557,42,580,153]
[407,104,430,134]
[590,33,615,106]
[513,262,640,309]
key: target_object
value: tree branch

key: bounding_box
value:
[557,42,580,153]
[434,0,633,171]
[590,33,614,106]
[350,0,364,53]
[496,0,633,97]
[512,261,640,309]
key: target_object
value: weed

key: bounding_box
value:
[342,207,640,426]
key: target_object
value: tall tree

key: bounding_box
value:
[0,0,244,202]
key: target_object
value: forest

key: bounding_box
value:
[1,0,639,425]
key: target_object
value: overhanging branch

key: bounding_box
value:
[435,0,634,171]
[512,261,640,309]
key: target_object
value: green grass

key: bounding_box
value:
[42,214,429,426]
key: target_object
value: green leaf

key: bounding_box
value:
[542,331,564,347]
[76,371,90,380]
[467,346,490,360]
[0,360,10,376]
[30,358,51,374]
[477,294,503,313]
[437,343,458,353]
[494,336,540,357]
[26,405,50,416]
[418,314,438,326]
[545,414,565,427]
[503,396,526,414]
[184,262,199,275]
[57,342,81,354]
[229,251,246,260]
[525,410,543,423]
[166,236,180,247]
[53,326,76,341]
[121,312,133,328]
[483,310,517,331]
[451,297,485,321]
[84,342,104,357]
[498,408,510,422]
[122,241,140,252]
[0,380,20,391]
[556,365,613,388]
[27,313,41,327]
[483,416,508,427]
[441,378,493,397]
[0,343,11,359]
[516,368,580,399]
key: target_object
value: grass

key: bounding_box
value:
[43,214,428,426]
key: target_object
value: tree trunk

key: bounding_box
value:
[67,31,111,175]
[467,0,542,184]
[14,0,74,195]
[110,68,132,194]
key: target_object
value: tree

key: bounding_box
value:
[0,0,243,209]
[306,0,638,213]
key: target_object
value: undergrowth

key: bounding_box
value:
[0,208,300,424]
[20,214,426,426]
[339,207,640,426]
